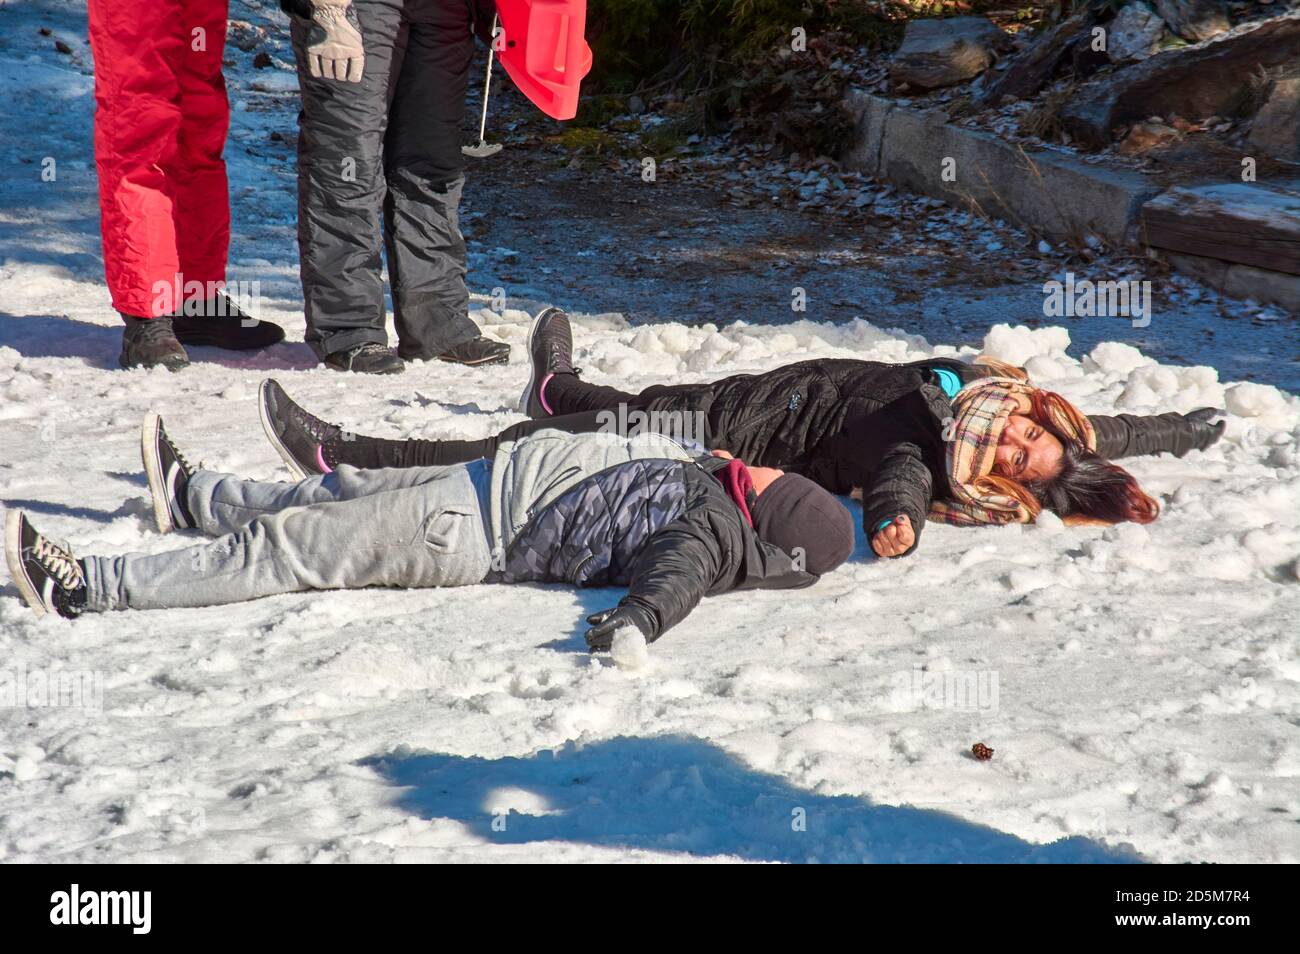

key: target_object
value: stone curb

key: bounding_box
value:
[842,88,1300,313]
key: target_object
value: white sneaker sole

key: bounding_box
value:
[259,380,308,481]
[140,412,176,534]
[5,510,47,617]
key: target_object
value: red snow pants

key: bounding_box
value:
[88,0,231,318]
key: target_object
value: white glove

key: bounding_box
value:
[305,0,365,83]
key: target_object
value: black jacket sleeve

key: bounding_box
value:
[859,441,932,558]
[1089,411,1224,460]
[620,514,728,641]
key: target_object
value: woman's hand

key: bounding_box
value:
[871,514,914,558]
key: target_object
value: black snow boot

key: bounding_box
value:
[322,343,406,375]
[119,314,190,371]
[172,294,286,351]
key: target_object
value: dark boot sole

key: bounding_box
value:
[173,325,286,351]
[119,354,190,372]
[321,360,406,375]
[433,351,511,367]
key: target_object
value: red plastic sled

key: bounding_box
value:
[495,0,592,121]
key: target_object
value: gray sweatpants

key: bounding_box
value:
[83,462,493,612]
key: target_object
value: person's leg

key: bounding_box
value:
[542,373,710,418]
[289,0,406,360]
[87,0,185,318]
[185,463,466,535]
[84,465,491,611]
[381,0,479,360]
[171,0,230,307]
[320,410,609,469]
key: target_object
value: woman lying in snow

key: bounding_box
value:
[5,415,855,651]
[256,308,1226,560]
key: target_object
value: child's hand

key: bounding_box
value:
[585,603,656,651]
[871,514,914,558]
[709,449,734,460]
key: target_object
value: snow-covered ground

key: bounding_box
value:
[1,1,1298,863]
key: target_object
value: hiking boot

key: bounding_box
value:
[322,343,406,375]
[119,315,189,371]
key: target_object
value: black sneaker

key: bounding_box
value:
[172,294,286,351]
[119,315,190,372]
[323,343,406,375]
[141,413,197,533]
[5,511,87,619]
[521,307,576,417]
[259,379,340,479]
[431,335,511,367]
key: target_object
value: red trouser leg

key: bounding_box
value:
[173,0,231,305]
[88,0,205,318]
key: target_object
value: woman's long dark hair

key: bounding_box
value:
[1024,391,1160,525]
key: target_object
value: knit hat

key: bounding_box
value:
[750,474,855,576]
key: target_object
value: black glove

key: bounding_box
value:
[584,602,659,653]
[1171,408,1226,456]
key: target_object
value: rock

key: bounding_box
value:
[252,51,273,69]
[1142,181,1300,276]
[628,94,645,115]
[976,8,1102,106]
[1060,15,1300,149]
[227,20,264,53]
[54,39,72,55]
[890,17,1009,91]
[1107,4,1166,62]
[1118,121,1182,154]
[1151,0,1230,43]
[1248,75,1300,164]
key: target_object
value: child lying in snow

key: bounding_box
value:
[260,308,1227,561]
[5,416,855,651]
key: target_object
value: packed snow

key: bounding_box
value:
[1,0,1298,864]
[2,310,1298,863]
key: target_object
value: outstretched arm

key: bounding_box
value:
[1088,409,1224,460]
[584,515,725,651]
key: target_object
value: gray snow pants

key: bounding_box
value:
[83,461,493,612]
[289,0,481,360]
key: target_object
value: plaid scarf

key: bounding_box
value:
[927,373,1096,527]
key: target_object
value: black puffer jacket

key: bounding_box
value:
[629,358,1205,557]
[494,456,817,640]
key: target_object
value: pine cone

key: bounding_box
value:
[972,742,994,761]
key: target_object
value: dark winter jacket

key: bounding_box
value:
[626,358,1198,558]
[492,453,817,641]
